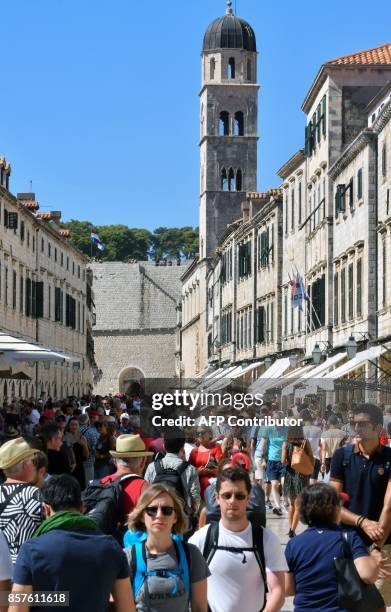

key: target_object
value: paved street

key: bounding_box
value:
[266,508,295,611]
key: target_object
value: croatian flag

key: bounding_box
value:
[91,231,105,252]
[292,271,308,311]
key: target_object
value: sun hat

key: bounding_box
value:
[0,437,39,470]
[109,434,153,458]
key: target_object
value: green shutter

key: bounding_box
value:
[322,95,326,136]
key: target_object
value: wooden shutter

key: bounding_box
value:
[322,95,327,135]
[348,264,354,320]
[25,278,31,316]
[356,259,362,318]
[349,178,354,209]
[35,281,44,318]
[334,272,339,327]
[357,169,363,200]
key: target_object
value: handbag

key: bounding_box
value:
[334,531,384,612]
[290,440,314,476]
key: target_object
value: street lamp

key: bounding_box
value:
[289,353,298,369]
[264,356,273,369]
[346,336,358,360]
[312,343,323,365]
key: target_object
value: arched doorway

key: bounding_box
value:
[118,367,145,395]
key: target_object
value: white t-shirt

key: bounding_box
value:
[303,425,322,459]
[0,530,12,580]
[29,408,40,426]
[189,521,288,612]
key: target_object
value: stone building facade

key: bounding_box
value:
[0,158,94,401]
[91,261,188,395]
[179,3,391,395]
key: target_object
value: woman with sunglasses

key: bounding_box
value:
[189,427,223,499]
[124,483,209,612]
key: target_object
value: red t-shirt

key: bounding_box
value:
[100,473,146,517]
[189,444,223,498]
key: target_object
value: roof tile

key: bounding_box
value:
[327,42,391,66]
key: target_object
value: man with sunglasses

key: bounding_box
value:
[330,403,391,606]
[189,466,287,612]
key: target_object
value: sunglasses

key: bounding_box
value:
[220,492,247,501]
[145,505,175,517]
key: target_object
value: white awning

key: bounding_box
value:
[202,365,239,390]
[204,365,245,391]
[0,332,80,367]
[322,345,387,380]
[248,357,291,394]
[301,352,346,379]
[313,345,387,391]
[281,365,317,396]
[231,361,263,379]
[193,366,215,379]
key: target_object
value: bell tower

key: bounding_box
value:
[199,1,259,258]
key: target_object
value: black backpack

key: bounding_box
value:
[82,473,142,537]
[152,460,189,508]
[202,521,267,611]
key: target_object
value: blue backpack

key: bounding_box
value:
[124,530,190,601]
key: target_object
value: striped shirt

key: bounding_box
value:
[0,483,44,564]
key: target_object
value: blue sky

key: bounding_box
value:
[2,0,390,230]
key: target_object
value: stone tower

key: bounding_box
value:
[199,0,259,259]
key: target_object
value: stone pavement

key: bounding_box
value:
[265,507,295,611]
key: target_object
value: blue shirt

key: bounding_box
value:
[285,524,368,611]
[264,426,287,461]
[331,444,391,545]
[13,529,129,612]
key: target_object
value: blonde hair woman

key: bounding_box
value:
[124,483,209,612]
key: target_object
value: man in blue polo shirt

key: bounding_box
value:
[330,403,391,606]
[10,474,134,612]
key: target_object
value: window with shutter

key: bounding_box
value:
[55,287,61,322]
[25,278,32,316]
[256,306,265,343]
[349,178,354,210]
[334,272,339,327]
[20,221,25,241]
[36,282,44,318]
[316,103,321,143]
[348,264,354,320]
[3,209,8,227]
[270,302,274,342]
[31,281,36,318]
[298,183,302,225]
[356,259,362,318]
[341,269,346,323]
[357,169,363,200]
[382,144,387,178]
[12,272,17,310]
[291,189,295,230]
[20,275,24,314]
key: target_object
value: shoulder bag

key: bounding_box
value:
[334,531,384,611]
[290,440,314,476]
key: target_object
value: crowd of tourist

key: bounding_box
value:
[0,392,391,611]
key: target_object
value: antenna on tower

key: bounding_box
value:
[29,180,33,192]
[226,0,233,15]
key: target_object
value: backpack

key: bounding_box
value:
[126,532,191,602]
[152,460,189,509]
[82,473,142,537]
[202,521,267,611]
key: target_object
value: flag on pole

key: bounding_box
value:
[292,271,308,311]
[90,231,105,252]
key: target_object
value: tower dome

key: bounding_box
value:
[203,1,256,53]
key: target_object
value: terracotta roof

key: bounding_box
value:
[34,212,54,220]
[327,42,391,66]
[21,200,39,211]
[59,229,70,237]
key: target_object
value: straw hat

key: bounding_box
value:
[0,437,39,470]
[109,434,153,458]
